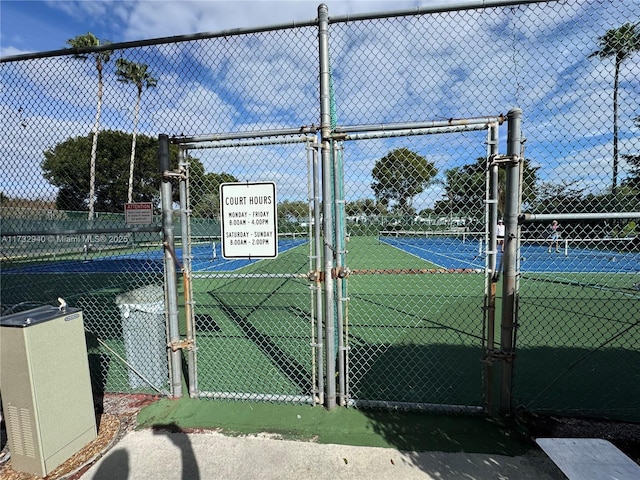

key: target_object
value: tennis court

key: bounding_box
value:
[201,230,639,413]
[378,231,640,274]
[3,230,636,414]
[1,237,308,275]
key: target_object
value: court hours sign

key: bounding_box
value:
[219,182,278,259]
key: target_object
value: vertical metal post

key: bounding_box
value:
[332,141,347,406]
[310,139,324,405]
[159,134,183,398]
[499,108,522,414]
[318,3,336,409]
[484,121,499,413]
[178,147,198,397]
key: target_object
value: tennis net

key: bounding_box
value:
[519,236,636,257]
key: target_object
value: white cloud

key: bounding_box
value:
[117,1,427,42]
[2,0,639,206]
[152,83,238,133]
[0,104,88,198]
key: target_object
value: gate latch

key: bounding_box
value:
[168,339,194,352]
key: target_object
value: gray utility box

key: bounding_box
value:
[0,305,97,477]
[115,285,168,390]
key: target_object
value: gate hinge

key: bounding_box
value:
[331,132,348,141]
[162,170,186,180]
[168,339,194,352]
[331,267,350,279]
[489,154,521,166]
[308,270,324,282]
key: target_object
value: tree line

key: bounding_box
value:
[65,33,159,220]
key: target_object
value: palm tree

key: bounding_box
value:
[66,33,112,220]
[115,59,158,204]
[589,22,640,197]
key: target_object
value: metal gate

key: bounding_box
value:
[162,116,504,411]
[168,131,323,404]
[333,118,505,412]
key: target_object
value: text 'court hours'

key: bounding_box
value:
[219,182,278,259]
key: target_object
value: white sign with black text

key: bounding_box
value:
[219,182,278,259]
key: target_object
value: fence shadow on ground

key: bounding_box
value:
[354,341,639,475]
[352,343,539,478]
[348,341,483,407]
[513,345,640,422]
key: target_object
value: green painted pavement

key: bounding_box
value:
[136,398,534,456]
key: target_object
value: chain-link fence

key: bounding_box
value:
[1,0,639,419]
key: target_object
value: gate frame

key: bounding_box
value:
[330,115,505,412]
[162,129,323,403]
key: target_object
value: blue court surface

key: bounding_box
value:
[188,237,307,272]
[380,236,640,274]
[4,238,308,274]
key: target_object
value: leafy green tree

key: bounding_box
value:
[277,200,309,222]
[42,131,205,212]
[66,32,112,220]
[345,199,387,217]
[115,58,158,203]
[371,148,437,214]
[589,22,640,195]
[436,157,539,218]
[531,181,586,214]
[190,169,239,219]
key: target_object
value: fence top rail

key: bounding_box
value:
[0,1,559,63]
[520,213,640,223]
[328,0,560,24]
[340,124,491,142]
[0,18,318,64]
[171,129,317,145]
[334,116,505,135]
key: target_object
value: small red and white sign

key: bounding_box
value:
[125,202,153,224]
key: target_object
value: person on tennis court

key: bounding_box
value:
[496,219,505,252]
[547,220,560,253]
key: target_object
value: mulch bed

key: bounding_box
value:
[516,410,640,465]
[0,393,158,480]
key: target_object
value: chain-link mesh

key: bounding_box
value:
[181,137,318,402]
[514,217,640,421]
[340,132,490,410]
[1,0,638,417]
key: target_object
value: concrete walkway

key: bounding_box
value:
[80,429,565,480]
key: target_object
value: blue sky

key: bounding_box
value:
[0,0,427,55]
[1,1,639,209]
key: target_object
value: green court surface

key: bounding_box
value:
[187,235,638,417]
[186,235,487,404]
[2,234,636,419]
[513,271,640,421]
[136,396,534,456]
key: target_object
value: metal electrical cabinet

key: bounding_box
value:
[0,305,97,477]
